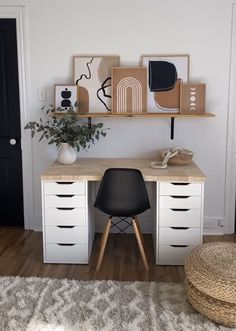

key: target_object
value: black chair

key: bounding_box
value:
[94,168,151,272]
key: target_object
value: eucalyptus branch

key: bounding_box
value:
[24,106,108,152]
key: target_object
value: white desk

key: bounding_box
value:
[41,158,206,265]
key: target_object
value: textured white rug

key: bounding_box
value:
[0,276,233,331]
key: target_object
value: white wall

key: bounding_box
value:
[2,0,234,232]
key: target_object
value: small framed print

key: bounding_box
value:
[180,83,206,114]
[54,85,79,112]
[112,67,147,114]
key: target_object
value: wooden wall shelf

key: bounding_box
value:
[74,112,215,119]
[54,112,215,140]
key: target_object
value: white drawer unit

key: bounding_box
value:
[159,182,202,196]
[43,181,86,195]
[160,196,202,209]
[44,194,86,208]
[45,243,88,264]
[41,180,94,264]
[44,207,86,226]
[156,181,204,265]
[159,227,201,245]
[45,225,87,244]
[158,245,198,265]
[159,209,201,227]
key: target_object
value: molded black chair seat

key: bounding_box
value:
[95,168,150,216]
[94,168,151,272]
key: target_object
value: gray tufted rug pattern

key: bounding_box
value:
[0,276,233,331]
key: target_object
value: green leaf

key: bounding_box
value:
[24,104,108,150]
[39,134,44,142]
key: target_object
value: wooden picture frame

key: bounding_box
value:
[54,85,79,113]
[180,83,206,114]
[112,67,147,114]
[73,55,120,113]
[141,54,189,113]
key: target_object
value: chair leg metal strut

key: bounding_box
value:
[96,216,149,272]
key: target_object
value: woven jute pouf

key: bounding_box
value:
[184,242,236,327]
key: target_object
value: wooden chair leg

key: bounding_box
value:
[96,218,112,272]
[132,218,150,272]
[135,216,145,246]
[99,226,106,247]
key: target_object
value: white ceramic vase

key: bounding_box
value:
[57,143,76,164]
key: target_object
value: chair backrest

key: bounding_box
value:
[94,168,150,217]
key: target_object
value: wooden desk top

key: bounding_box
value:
[41,158,206,182]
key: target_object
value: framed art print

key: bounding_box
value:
[180,83,206,114]
[73,55,120,113]
[54,85,79,112]
[112,67,147,114]
[141,55,189,113]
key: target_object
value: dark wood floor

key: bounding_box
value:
[0,229,235,282]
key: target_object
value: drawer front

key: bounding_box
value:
[45,195,86,208]
[159,182,202,196]
[160,196,201,209]
[43,181,86,195]
[159,209,201,227]
[45,226,86,244]
[159,227,201,245]
[158,245,198,265]
[45,243,88,264]
[44,207,86,226]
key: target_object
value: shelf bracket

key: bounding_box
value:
[88,117,92,139]
[88,117,92,128]
[170,117,175,140]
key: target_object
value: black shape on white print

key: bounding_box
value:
[75,57,94,84]
[61,87,71,110]
[97,77,112,111]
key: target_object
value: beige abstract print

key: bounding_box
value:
[73,56,119,113]
[112,67,147,114]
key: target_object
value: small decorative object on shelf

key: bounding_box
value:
[54,85,79,113]
[24,105,107,164]
[180,83,206,114]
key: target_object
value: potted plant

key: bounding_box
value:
[24,105,107,164]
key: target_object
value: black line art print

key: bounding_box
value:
[75,57,94,84]
[97,77,112,111]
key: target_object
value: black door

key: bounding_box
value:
[0,19,24,227]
